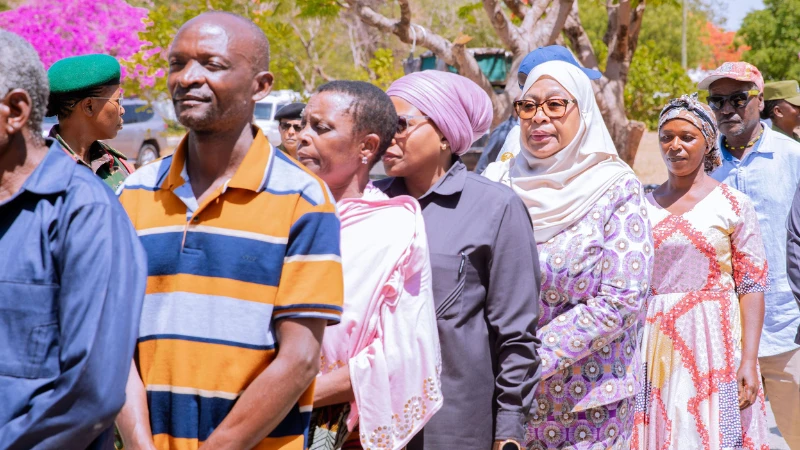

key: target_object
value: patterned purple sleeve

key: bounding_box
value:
[536,177,654,379]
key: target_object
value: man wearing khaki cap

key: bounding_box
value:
[762,80,800,142]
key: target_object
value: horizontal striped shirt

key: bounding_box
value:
[118,128,344,450]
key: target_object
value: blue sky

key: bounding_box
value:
[724,0,764,30]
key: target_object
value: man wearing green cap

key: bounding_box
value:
[46,53,134,191]
[762,80,800,142]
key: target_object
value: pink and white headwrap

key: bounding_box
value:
[387,71,493,156]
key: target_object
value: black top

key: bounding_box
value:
[375,159,542,448]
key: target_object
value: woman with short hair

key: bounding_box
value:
[296,80,442,450]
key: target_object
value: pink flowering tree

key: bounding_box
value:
[0,0,161,89]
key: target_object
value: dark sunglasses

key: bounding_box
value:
[514,99,576,120]
[280,122,302,132]
[706,89,760,111]
[396,114,430,136]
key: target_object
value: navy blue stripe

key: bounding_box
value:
[273,303,343,312]
[122,184,162,192]
[148,391,311,440]
[140,232,285,286]
[137,334,275,351]
[264,188,317,207]
[286,212,341,257]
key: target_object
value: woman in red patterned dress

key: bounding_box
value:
[632,94,770,450]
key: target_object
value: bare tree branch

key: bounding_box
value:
[530,0,575,46]
[483,0,525,55]
[503,0,528,18]
[522,0,549,34]
[563,1,600,70]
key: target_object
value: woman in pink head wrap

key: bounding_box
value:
[374,71,543,450]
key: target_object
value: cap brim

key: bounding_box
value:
[785,95,800,106]
[698,74,760,90]
[582,68,602,80]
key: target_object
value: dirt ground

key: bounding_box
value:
[632,131,668,186]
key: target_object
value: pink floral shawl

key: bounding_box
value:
[319,183,443,449]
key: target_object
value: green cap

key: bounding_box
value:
[48,54,121,95]
[764,80,800,106]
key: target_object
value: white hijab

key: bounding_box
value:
[507,60,633,243]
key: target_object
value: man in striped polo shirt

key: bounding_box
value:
[115,12,344,450]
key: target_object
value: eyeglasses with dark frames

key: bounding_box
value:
[514,99,576,120]
[706,89,760,111]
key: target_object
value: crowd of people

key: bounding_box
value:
[1,9,799,450]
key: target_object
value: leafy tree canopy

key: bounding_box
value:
[738,0,800,81]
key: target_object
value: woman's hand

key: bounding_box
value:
[736,359,759,410]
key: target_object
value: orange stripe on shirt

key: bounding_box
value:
[275,260,344,310]
[138,338,274,393]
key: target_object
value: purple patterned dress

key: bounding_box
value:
[526,173,653,450]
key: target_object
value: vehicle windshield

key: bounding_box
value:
[254,103,273,120]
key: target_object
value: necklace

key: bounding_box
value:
[723,126,763,151]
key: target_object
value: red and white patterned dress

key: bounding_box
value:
[632,184,770,450]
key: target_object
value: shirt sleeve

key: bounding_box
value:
[273,197,344,324]
[0,203,147,450]
[536,177,654,380]
[730,194,770,295]
[348,208,443,450]
[484,194,542,443]
[787,186,800,345]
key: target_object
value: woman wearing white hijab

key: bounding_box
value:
[485,60,654,449]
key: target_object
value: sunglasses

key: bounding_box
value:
[280,122,302,132]
[514,99,576,120]
[396,114,431,137]
[707,89,760,111]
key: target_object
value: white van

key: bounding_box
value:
[254,90,303,144]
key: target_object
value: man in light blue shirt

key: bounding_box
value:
[700,62,800,448]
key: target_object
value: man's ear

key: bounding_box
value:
[4,89,33,136]
[253,71,274,102]
[775,104,785,119]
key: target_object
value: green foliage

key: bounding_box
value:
[368,48,405,89]
[624,40,698,128]
[456,2,483,24]
[295,0,341,18]
[738,0,800,81]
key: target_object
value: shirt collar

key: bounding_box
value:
[164,126,273,193]
[423,157,467,198]
[22,139,75,195]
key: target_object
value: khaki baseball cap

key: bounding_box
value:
[764,80,800,106]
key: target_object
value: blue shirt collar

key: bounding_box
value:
[22,139,76,196]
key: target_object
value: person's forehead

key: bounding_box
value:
[280,118,302,123]
[523,78,570,98]
[708,78,753,94]
[170,20,249,60]
[308,92,354,119]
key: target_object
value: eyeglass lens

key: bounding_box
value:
[515,100,570,119]
[707,92,750,110]
[280,123,302,132]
